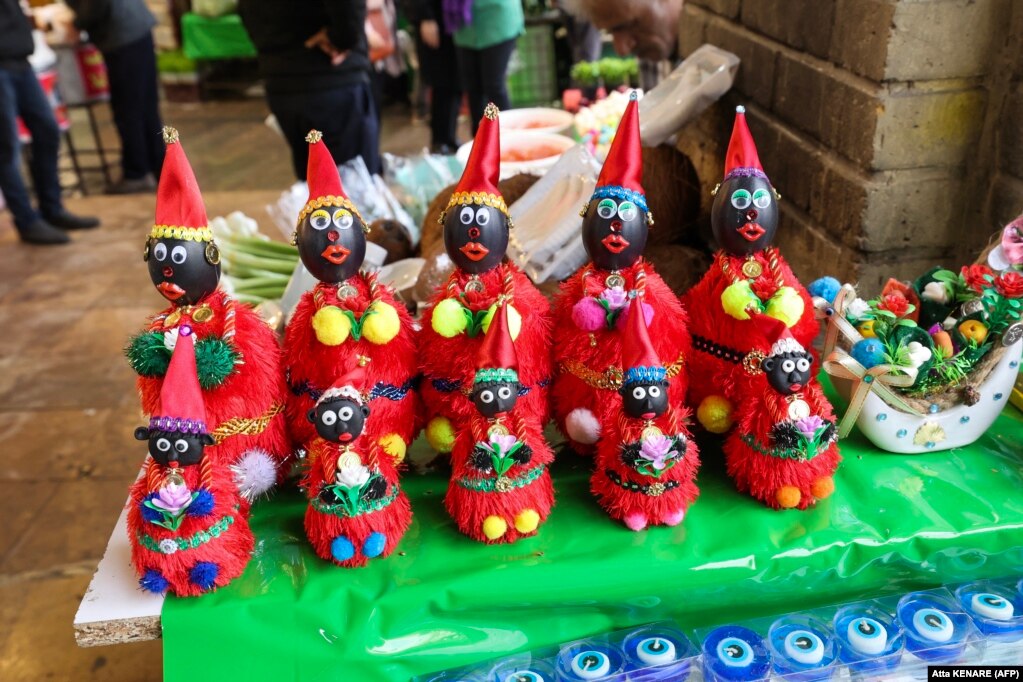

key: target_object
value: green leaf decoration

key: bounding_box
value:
[342,309,362,341]
[195,337,239,389]
[126,331,171,377]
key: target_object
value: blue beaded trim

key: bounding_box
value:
[624,366,667,385]
[287,371,420,403]
[591,185,648,212]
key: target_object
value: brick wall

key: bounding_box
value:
[676,0,1022,290]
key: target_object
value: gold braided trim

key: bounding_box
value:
[560,353,686,391]
[443,190,511,220]
[296,195,366,229]
[484,102,499,120]
[211,402,284,443]
[150,225,213,241]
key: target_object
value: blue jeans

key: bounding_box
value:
[103,33,164,180]
[0,61,63,232]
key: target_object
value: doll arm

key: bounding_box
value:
[126,331,171,377]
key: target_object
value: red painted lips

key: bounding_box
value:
[157,281,185,300]
[321,245,350,265]
[602,234,630,254]
[738,222,766,242]
[459,242,490,262]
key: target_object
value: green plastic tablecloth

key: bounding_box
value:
[180,12,256,61]
[162,405,1023,681]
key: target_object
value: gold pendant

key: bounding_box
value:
[336,284,358,300]
[646,482,666,497]
[487,422,510,437]
[163,309,182,328]
[192,304,214,323]
[605,272,625,289]
[741,258,763,279]
[641,422,663,441]
[336,450,362,471]
[787,398,811,420]
[495,477,512,493]
[464,276,484,293]
[166,468,185,487]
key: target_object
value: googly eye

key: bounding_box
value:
[459,206,474,224]
[796,358,811,372]
[847,617,887,655]
[617,201,638,222]
[310,209,331,230]
[632,386,647,400]
[596,199,617,219]
[635,637,676,666]
[333,210,354,230]
[752,188,771,209]
[156,438,171,452]
[648,385,661,398]
[338,406,354,421]
[504,672,543,682]
[784,630,824,666]
[570,650,610,679]
[174,439,188,453]
[730,189,752,210]
[320,411,337,425]
[782,359,796,373]
[480,390,494,404]
[717,637,753,667]
[912,607,954,643]
[171,245,187,264]
[971,592,1015,620]
[153,242,167,261]
[498,386,512,400]
[475,208,490,226]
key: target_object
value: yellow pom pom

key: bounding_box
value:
[514,509,540,533]
[378,433,407,463]
[481,303,522,340]
[425,416,455,453]
[858,320,876,338]
[697,395,734,434]
[482,515,508,540]
[311,306,351,346]
[362,301,400,345]
[765,286,805,328]
[431,298,468,338]
[721,281,759,320]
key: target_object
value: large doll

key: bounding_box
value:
[592,298,700,530]
[723,316,840,509]
[551,92,690,453]
[128,325,255,596]
[418,103,552,455]
[126,128,290,501]
[282,131,420,462]
[682,107,820,435]
[444,303,555,543]
[302,365,412,567]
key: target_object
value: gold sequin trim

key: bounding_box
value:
[560,353,685,390]
[441,191,512,224]
[305,129,323,144]
[296,195,367,232]
[211,402,284,443]
[149,225,213,242]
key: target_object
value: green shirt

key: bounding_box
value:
[452,0,524,50]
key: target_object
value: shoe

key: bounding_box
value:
[19,219,70,245]
[106,174,157,195]
[43,210,100,230]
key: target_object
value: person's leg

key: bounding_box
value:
[265,88,309,181]
[319,81,381,175]
[135,33,166,179]
[104,36,151,181]
[431,85,461,150]
[457,47,485,134]
[12,67,63,218]
[0,68,42,229]
[477,37,517,112]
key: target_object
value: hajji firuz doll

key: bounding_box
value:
[444,302,555,543]
[592,298,700,530]
[126,128,290,500]
[551,92,690,453]
[724,315,840,509]
[682,106,819,435]
[282,131,420,463]
[302,363,412,567]
[128,324,254,595]
[418,103,552,455]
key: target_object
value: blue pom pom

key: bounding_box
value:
[139,569,168,594]
[140,494,162,523]
[808,276,841,304]
[363,532,386,558]
[331,536,355,562]
[189,561,219,590]
[186,489,215,517]
[851,338,886,369]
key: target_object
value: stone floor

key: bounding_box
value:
[0,97,432,680]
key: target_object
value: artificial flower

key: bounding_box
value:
[638,435,678,471]
[921,281,949,304]
[795,415,824,439]
[601,286,628,310]
[995,271,1023,298]
[489,433,519,456]
[750,274,780,301]
[877,292,911,317]
[961,264,994,293]
[905,341,933,368]
[336,463,371,488]
[1002,219,1023,265]
[846,297,870,321]
[151,482,193,515]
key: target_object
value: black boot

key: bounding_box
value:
[19,219,70,244]
[43,210,100,230]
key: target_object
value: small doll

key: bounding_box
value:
[592,298,700,530]
[418,103,552,456]
[128,325,254,596]
[551,92,690,454]
[302,364,412,567]
[283,131,420,462]
[126,127,290,501]
[445,303,555,543]
[724,315,840,509]
[682,106,820,435]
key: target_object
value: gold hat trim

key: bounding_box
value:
[149,225,213,242]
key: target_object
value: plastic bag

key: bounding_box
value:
[383,151,464,244]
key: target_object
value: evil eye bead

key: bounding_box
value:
[956,583,1023,641]
[702,626,770,682]
[717,638,752,667]
[768,615,837,681]
[635,637,676,666]
[730,189,752,210]
[970,592,1014,621]
[621,625,695,682]
[617,201,638,222]
[556,642,624,682]
[571,650,610,678]
[783,630,824,665]
[897,592,970,663]
[752,188,771,209]
[911,608,954,643]
[310,209,331,230]
[846,617,887,655]
[504,671,544,682]
[489,658,556,682]
[834,605,904,674]
[596,198,618,220]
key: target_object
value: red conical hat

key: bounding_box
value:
[474,302,519,384]
[621,298,664,386]
[446,103,509,218]
[298,130,363,227]
[151,127,212,241]
[723,105,768,182]
[150,325,208,434]
[752,313,805,357]
[594,91,644,198]
[318,361,370,406]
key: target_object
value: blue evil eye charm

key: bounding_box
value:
[489,658,556,682]
[955,583,1023,643]
[897,592,971,663]
[701,626,770,682]
[621,626,696,682]
[556,641,625,682]
[833,605,904,674]
[767,616,837,682]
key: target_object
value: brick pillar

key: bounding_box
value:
[676,0,1017,290]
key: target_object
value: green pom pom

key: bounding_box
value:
[721,280,759,320]
[126,331,170,377]
[195,337,239,389]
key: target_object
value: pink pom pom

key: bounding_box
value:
[572,297,607,331]
[614,301,654,330]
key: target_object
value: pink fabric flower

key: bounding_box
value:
[1002,219,1023,265]
[572,297,607,331]
[151,482,193,514]
[614,301,654,330]
[795,415,824,438]
[601,286,628,310]
[639,435,677,471]
[489,433,518,456]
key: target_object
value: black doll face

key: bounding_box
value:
[711,174,778,255]
[134,427,213,467]
[620,379,669,419]
[145,238,220,305]
[444,204,508,274]
[761,351,813,395]
[582,196,647,270]
[471,379,519,418]
[298,206,367,283]
[307,397,369,443]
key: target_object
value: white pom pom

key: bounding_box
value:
[231,449,278,501]
[566,408,601,445]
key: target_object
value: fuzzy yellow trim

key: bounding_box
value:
[149,225,213,242]
[297,195,367,231]
[441,191,512,224]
